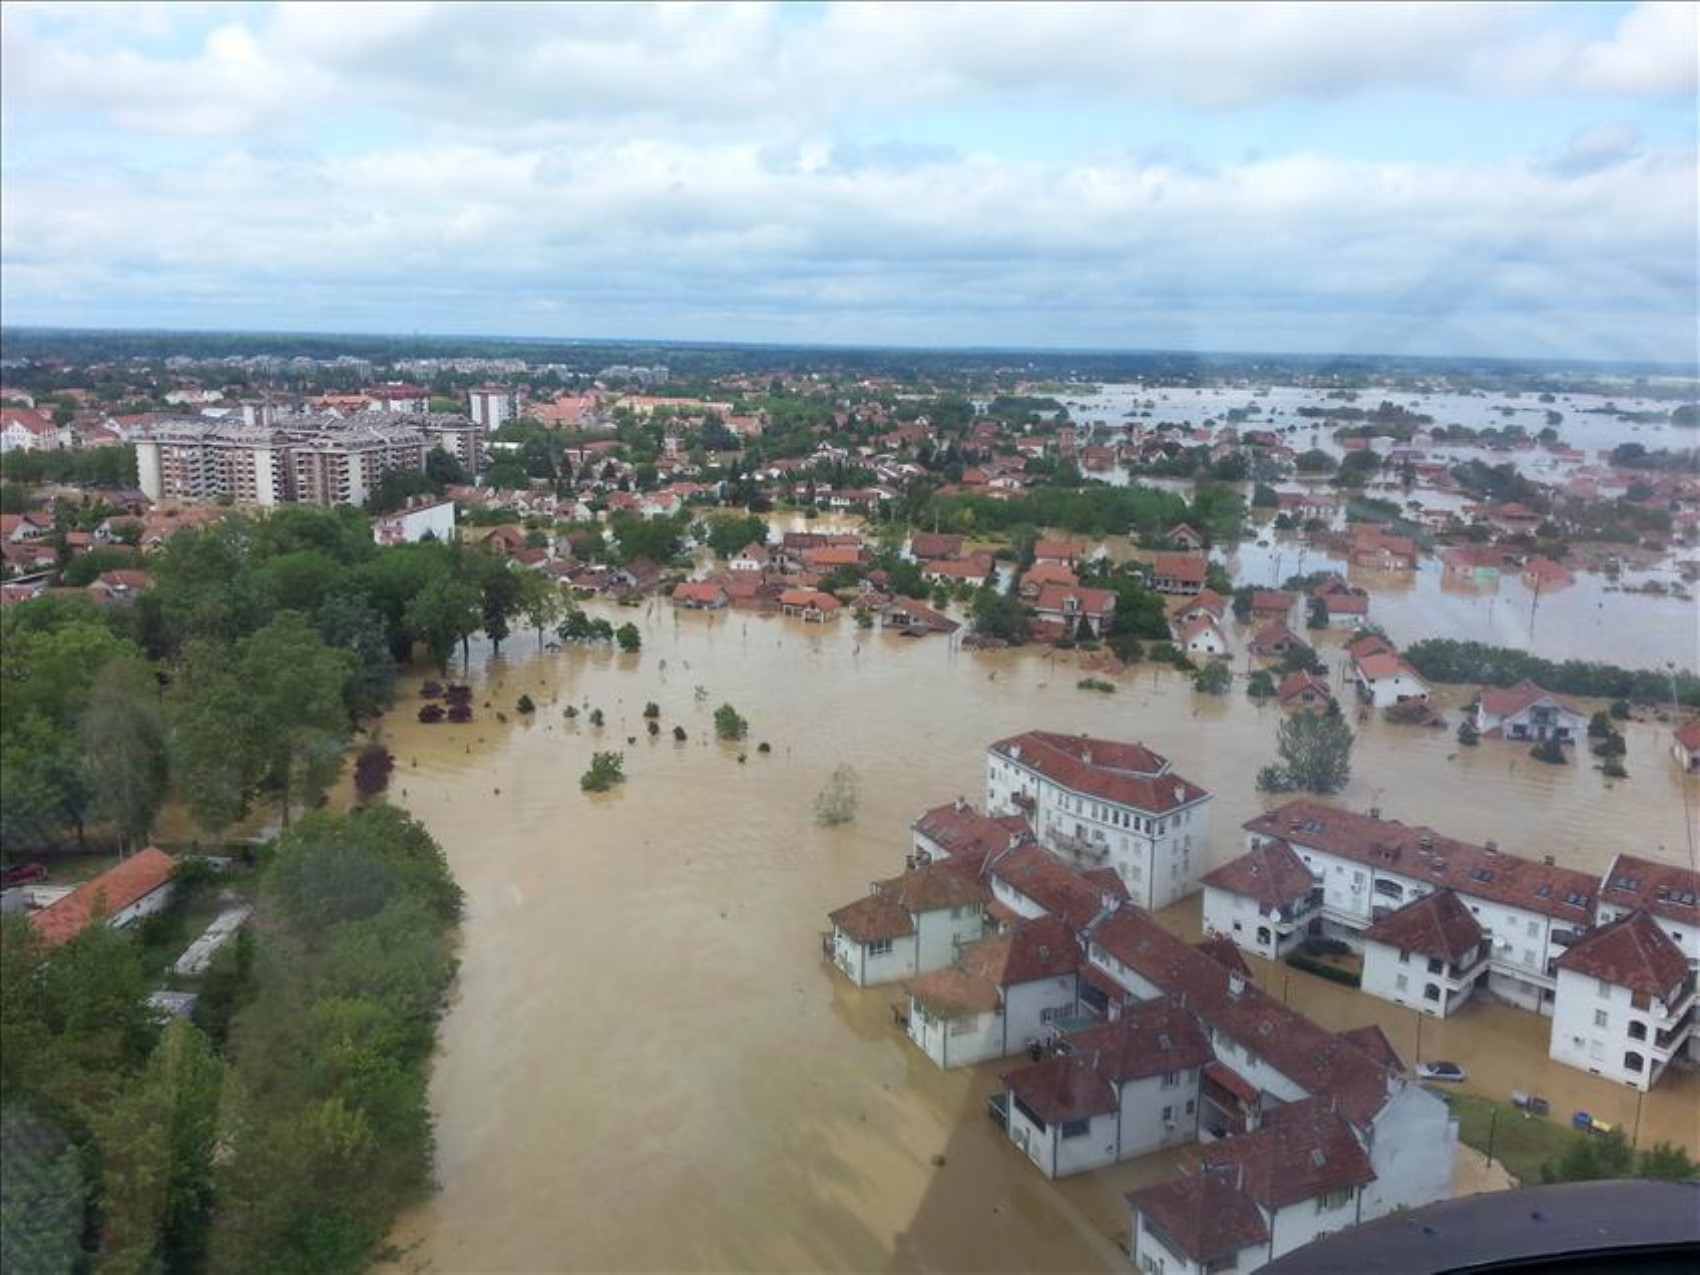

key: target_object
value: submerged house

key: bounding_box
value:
[825,864,990,987]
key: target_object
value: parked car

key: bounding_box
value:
[1416,1060,1467,1083]
[0,862,48,888]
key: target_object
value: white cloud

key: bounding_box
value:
[1576,1,1699,95]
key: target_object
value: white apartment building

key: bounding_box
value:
[1359,889,1490,1018]
[373,498,458,545]
[985,732,1212,911]
[468,385,517,431]
[1238,801,1597,1016]
[1550,911,1697,1091]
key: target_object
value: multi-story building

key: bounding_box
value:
[1234,800,1597,1017]
[136,411,474,507]
[984,731,1212,910]
[1551,911,1696,1091]
[468,385,517,431]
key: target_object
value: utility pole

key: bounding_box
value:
[1485,1107,1499,1167]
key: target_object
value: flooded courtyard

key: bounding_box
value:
[380,605,1699,1272]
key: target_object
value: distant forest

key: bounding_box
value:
[4,326,1695,392]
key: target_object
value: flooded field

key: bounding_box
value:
[381,606,1699,1272]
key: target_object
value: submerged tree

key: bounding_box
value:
[713,704,749,741]
[814,765,860,827]
[1259,703,1354,794]
[580,751,626,793]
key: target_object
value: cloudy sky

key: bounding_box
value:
[2,1,1696,361]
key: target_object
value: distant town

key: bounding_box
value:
[2,332,1696,1273]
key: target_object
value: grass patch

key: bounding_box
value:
[1427,1087,1588,1185]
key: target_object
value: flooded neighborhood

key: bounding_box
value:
[375,606,1699,1272]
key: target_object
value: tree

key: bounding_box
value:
[1457,719,1480,746]
[317,592,398,718]
[0,713,86,851]
[475,560,524,653]
[1540,1128,1635,1184]
[404,574,480,672]
[704,513,769,560]
[1193,662,1232,695]
[1278,642,1324,675]
[969,589,1029,644]
[1263,705,1355,793]
[1294,448,1337,474]
[580,751,626,792]
[1246,669,1276,700]
[714,704,749,741]
[91,1021,224,1273]
[516,571,565,648]
[1636,1142,1698,1181]
[353,744,395,801]
[79,657,168,851]
[814,765,860,826]
[615,622,642,653]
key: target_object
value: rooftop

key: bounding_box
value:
[1557,911,1689,1002]
[1362,889,1485,964]
[990,731,1209,816]
[30,847,176,947]
[1200,839,1317,909]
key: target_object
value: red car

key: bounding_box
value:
[0,862,48,888]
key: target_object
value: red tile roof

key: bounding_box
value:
[986,842,1126,930]
[1339,1024,1405,1074]
[1033,539,1084,562]
[877,863,992,916]
[1557,911,1689,1002]
[1673,719,1700,754]
[1090,906,1397,1128]
[1250,590,1294,615]
[828,892,914,943]
[1276,671,1334,708]
[990,731,1209,815]
[1001,1052,1118,1122]
[1062,997,1214,1083]
[1243,799,1597,924]
[913,801,1027,860]
[909,532,965,560]
[1193,936,1253,979]
[1200,839,1316,909]
[906,915,1083,1015]
[1362,889,1484,964]
[1478,680,1579,719]
[1198,1097,1376,1209]
[30,848,176,947]
[1149,552,1207,583]
[1599,853,1700,928]
[1127,1169,1270,1264]
[1249,620,1304,655]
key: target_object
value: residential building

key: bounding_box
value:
[1550,911,1696,1090]
[778,587,841,621]
[825,864,990,987]
[1173,614,1230,660]
[1347,635,1429,708]
[1249,591,1296,624]
[1359,890,1489,1018]
[1201,839,1322,961]
[908,531,965,561]
[1249,620,1306,661]
[1276,671,1334,713]
[902,915,1082,1068]
[998,998,1214,1177]
[1312,577,1370,629]
[984,731,1213,910]
[671,581,729,610]
[468,385,517,430]
[1474,681,1587,743]
[1670,720,1700,771]
[1595,853,1700,965]
[0,406,62,453]
[1127,1166,1273,1275]
[30,848,177,946]
[373,498,457,545]
[1032,539,1085,567]
[729,541,770,572]
[1239,800,1597,1016]
[1130,1099,1378,1273]
[1146,553,1207,595]
[1032,582,1116,638]
[909,800,1028,867]
[881,596,960,637]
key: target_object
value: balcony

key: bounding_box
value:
[1046,830,1110,868]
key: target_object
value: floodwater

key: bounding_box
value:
[380,606,1699,1272]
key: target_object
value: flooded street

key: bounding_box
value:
[381,606,1698,1272]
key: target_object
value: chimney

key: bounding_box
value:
[1369,807,1381,820]
[1543,854,1555,866]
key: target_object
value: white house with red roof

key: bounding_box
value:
[998,998,1214,1178]
[984,732,1213,910]
[1359,889,1490,1018]
[29,848,177,947]
[1173,613,1230,660]
[1200,838,1322,961]
[1595,853,1700,966]
[728,540,769,572]
[1670,719,1700,772]
[1031,582,1116,638]
[1550,911,1696,1090]
[1347,635,1429,709]
[901,915,1083,1069]
[0,406,63,453]
[1474,680,1586,744]
[824,864,991,988]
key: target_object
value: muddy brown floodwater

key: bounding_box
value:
[378,604,1699,1273]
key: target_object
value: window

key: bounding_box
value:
[1185,1098,1196,1115]
[869,938,894,957]
[1040,1005,1067,1024]
[948,1017,975,1036]
[1398,949,1410,965]
[1526,919,1539,938]
[1316,1186,1354,1212]
[1161,1105,1174,1123]
[1594,1009,1609,1029]
[1060,1118,1090,1139]
[1161,1070,1181,1088]
[1427,957,1444,975]
[1623,1051,1644,1072]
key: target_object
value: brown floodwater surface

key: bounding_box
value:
[379,605,1698,1273]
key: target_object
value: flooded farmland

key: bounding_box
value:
[381,605,1699,1273]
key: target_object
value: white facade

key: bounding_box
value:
[468,387,517,431]
[828,904,986,988]
[907,974,1078,1069]
[1202,884,1315,961]
[1549,966,1696,1092]
[985,747,1212,911]
[1476,696,1586,743]
[1352,662,1429,708]
[1250,832,1583,1018]
[1357,1083,1456,1221]
[374,500,458,545]
[1005,1069,1202,1180]
[1130,1216,1264,1275]
[1177,619,1229,659]
[1360,935,1487,1018]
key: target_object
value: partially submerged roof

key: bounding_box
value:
[1127,1169,1271,1264]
